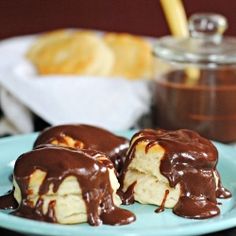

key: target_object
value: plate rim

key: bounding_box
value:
[0,132,235,236]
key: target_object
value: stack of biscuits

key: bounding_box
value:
[26,30,153,79]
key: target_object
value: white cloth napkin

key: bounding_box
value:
[0,35,152,133]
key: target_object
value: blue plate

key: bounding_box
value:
[0,131,235,236]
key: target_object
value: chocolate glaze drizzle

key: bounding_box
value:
[121,129,231,219]
[12,146,135,225]
[33,124,129,174]
[155,190,169,213]
[0,190,18,210]
[117,181,137,205]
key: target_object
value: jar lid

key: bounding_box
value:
[154,13,236,65]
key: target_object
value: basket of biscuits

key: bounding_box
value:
[0,29,154,132]
[27,29,153,79]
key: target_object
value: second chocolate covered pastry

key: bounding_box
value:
[120,129,231,219]
[34,124,129,174]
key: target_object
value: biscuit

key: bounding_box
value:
[26,29,72,63]
[33,124,129,174]
[121,129,231,219]
[27,30,114,76]
[104,33,153,79]
[13,146,135,225]
[122,138,181,208]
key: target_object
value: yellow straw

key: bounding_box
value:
[160,0,200,82]
[160,0,188,37]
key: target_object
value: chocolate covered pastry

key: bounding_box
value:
[34,124,129,174]
[11,146,135,225]
[120,129,231,219]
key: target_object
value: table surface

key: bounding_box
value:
[0,226,236,236]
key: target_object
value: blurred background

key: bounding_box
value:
[1,0,236,39]
[1,0,236,137]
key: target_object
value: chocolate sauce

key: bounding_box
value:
[154,70,236,143]
[215,170,231,198]
[155,190,169,213]
[118,181,136,205]
[122,129,231,219]
[34,124,129,173]
[0,190,18,210]
[12,146,135,225]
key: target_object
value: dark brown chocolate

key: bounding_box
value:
[155,190,169,214]
[117,181,136,205]
[34,124,129,173]
[121,129,231,219]
[0,190,18,210]
[12,146,135,226]
[153,70,236,143]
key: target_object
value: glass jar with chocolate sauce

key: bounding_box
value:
[153,13,236,143]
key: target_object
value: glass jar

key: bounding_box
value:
[153,13,236,143]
